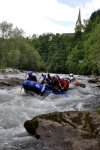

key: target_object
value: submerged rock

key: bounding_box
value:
[24,111,100,150]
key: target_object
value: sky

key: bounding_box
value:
[0,0,100,36]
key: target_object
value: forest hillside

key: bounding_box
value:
[0,9,100,75]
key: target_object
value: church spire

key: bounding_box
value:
[76,8,81,25]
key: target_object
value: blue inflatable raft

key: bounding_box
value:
[22,80,69,97]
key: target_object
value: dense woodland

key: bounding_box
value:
[0,9,100,75]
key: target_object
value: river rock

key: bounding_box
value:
[88,77,100,83]
[0,78,24,89]
[24,111,100,150]
[0,68,21,74]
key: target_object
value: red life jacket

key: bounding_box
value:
[59,79,69,90]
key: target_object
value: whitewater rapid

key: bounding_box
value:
[0,73,100,150]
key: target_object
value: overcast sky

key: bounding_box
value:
[0,0,100,36]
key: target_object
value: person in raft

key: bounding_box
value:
[58,77,70,91]
[40,74,50,84]
[46,73,70,91]
[47,74,60,91]
[69,73,79,86]
[27,71,37,82]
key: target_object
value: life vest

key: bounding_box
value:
[27,75,37,82]
[59,79,69,90]
[47,77,60,90]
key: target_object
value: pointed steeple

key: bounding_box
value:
[76,8,81,25]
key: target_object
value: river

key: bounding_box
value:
[0,72,100,150]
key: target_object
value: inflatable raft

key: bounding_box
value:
[22,80,68,97]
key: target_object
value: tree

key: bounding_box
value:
[0,21,25,39]
[7,48,21,68]
[0,21,13,38]
[12,27,24,38]
[83,23,100,75]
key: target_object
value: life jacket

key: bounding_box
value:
[41,77,50,84]
[59,79,69,90]
[47,77,60,90]
[27,75,37,82]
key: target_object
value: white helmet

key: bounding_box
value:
[70,77,74,80]
[69,73,73,77]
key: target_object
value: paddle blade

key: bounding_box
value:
[41,84,46,92]
[79,83,86,88]
[63,93,69,98]
[73,81,86,88]
[18,90,22,94]
[18,87,22,94]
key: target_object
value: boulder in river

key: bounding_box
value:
[24,111,100,150]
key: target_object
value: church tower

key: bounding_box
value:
[76,8,81,26]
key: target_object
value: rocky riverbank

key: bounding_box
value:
[0,77,24,89]
[0,68,24,89]
[24,111,100,150]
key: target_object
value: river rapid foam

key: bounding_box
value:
[0,72,100,150]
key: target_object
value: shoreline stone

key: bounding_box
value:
[0,78,24,89]
[24,111,100,150]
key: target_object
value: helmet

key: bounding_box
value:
[70,77,74,80]
[60,76,64,79]
[28,71,33,76]
[69,73,73,77]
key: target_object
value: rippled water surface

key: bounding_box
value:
[0,72,100,150]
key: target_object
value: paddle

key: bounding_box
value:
[37,74,42,82]
[72,80,86,88]
[18,72,28,94]
[78,83,86,88]
[62,92,69,98]
[18,86,23,94]
[41,84,46,92]
[58,81,69,97]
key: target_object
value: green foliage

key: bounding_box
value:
[0,21,24,38]
[32,33,73,73]
[90,9,100,22]
[83,23,100,75]
[0,21,13,38]
[0,54,7,68]
[95,109,100,114]
[0,9,100,75]
[0,30,44,71]
[7,48,20,68]
[84,9,100,34]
